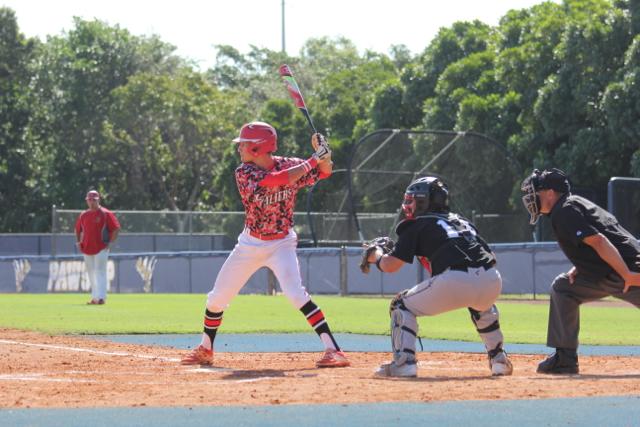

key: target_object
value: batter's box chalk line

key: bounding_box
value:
[0,339,181,362]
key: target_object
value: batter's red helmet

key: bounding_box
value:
[232,122,277,155]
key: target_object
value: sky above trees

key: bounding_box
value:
[2,0,559,68]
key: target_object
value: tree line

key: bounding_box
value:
[1,0,639,232]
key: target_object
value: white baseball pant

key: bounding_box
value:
[206,229,310,312]
[84,248,109,300]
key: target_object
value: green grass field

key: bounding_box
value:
[0,294,638,345]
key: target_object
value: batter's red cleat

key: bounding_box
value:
[316,349,350,368]
[181,345,213,365]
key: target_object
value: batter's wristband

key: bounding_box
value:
[375,254,384,272]
[302,156,318,173]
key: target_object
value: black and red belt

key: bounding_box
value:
[248,230,289,241]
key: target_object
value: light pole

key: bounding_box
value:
[281,0,286,53]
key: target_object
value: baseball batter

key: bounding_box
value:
[362,176,513,377]
[181,121,349,368]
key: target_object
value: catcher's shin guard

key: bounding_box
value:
[390,294,418,366]
[469,305,504,354]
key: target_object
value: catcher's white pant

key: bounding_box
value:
[402,266,504,352]
[84,249,109,300]
[206,229,310,312]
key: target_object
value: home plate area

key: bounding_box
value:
[1,328,639,409]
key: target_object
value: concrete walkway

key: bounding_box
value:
[3,397,640,427]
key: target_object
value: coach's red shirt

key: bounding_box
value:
[75,208,120,255]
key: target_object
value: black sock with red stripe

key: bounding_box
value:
[300,300,340,351]
[203,309,223,350]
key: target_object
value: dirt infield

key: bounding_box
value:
[1,328,639,408]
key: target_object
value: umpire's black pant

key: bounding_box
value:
[547,272,640,349]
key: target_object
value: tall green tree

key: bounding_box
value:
[103,70,243,212]
[602,34,640,177]
[422,50,496,131]
[26,18,181,214]
[0,8,37,231]
[402,20,493,129]
[533,0,632,185]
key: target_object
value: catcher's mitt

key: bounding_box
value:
[360,237,395,274]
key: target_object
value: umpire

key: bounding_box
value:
[521,168,640,374]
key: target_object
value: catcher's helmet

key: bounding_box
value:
[520,168,570,224]
[232,121,277,155]
[402,176,449,219]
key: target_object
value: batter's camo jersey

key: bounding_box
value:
[236,156,320,235]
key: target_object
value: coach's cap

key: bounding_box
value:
[538,168,570,193]
[85,190,100,200]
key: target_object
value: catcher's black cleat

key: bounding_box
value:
[537,348,579,374]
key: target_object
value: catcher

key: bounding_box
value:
[360,176,513,377]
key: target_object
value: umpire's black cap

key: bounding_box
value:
[537,168,570,193]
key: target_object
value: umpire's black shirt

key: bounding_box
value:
[549,193,640,279]
[390,213,495,276]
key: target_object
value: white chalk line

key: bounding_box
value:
[0,339,389,384]
[0,373,94,383]
[0,338,180,362]
[185,367,234,373]
[0,340,281,383]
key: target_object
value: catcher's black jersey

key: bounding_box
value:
[390,213,496,276]
[550,193,640,279]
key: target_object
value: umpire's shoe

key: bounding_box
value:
[537,348,579,374]
[375,361,417,378]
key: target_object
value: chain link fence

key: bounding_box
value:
[51,209,321,255]
[52,130,532,250]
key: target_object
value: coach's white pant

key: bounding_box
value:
[206,230,310,312]
[84,249,109,301]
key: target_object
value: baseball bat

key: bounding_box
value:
[279,64,317,134]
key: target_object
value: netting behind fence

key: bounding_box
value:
[54,210,248,235]
[307,130,529,244]
[54,130,531,249]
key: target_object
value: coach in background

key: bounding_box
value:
[75,190,120,305]
[521,168,640,374]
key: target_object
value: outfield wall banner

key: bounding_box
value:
[0,243,569,296]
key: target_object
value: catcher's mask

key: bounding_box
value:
[233,121,277,155]
[520,168,570,225]
[402,176,449,219]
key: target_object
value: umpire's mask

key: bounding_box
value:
[521,168,570,224]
